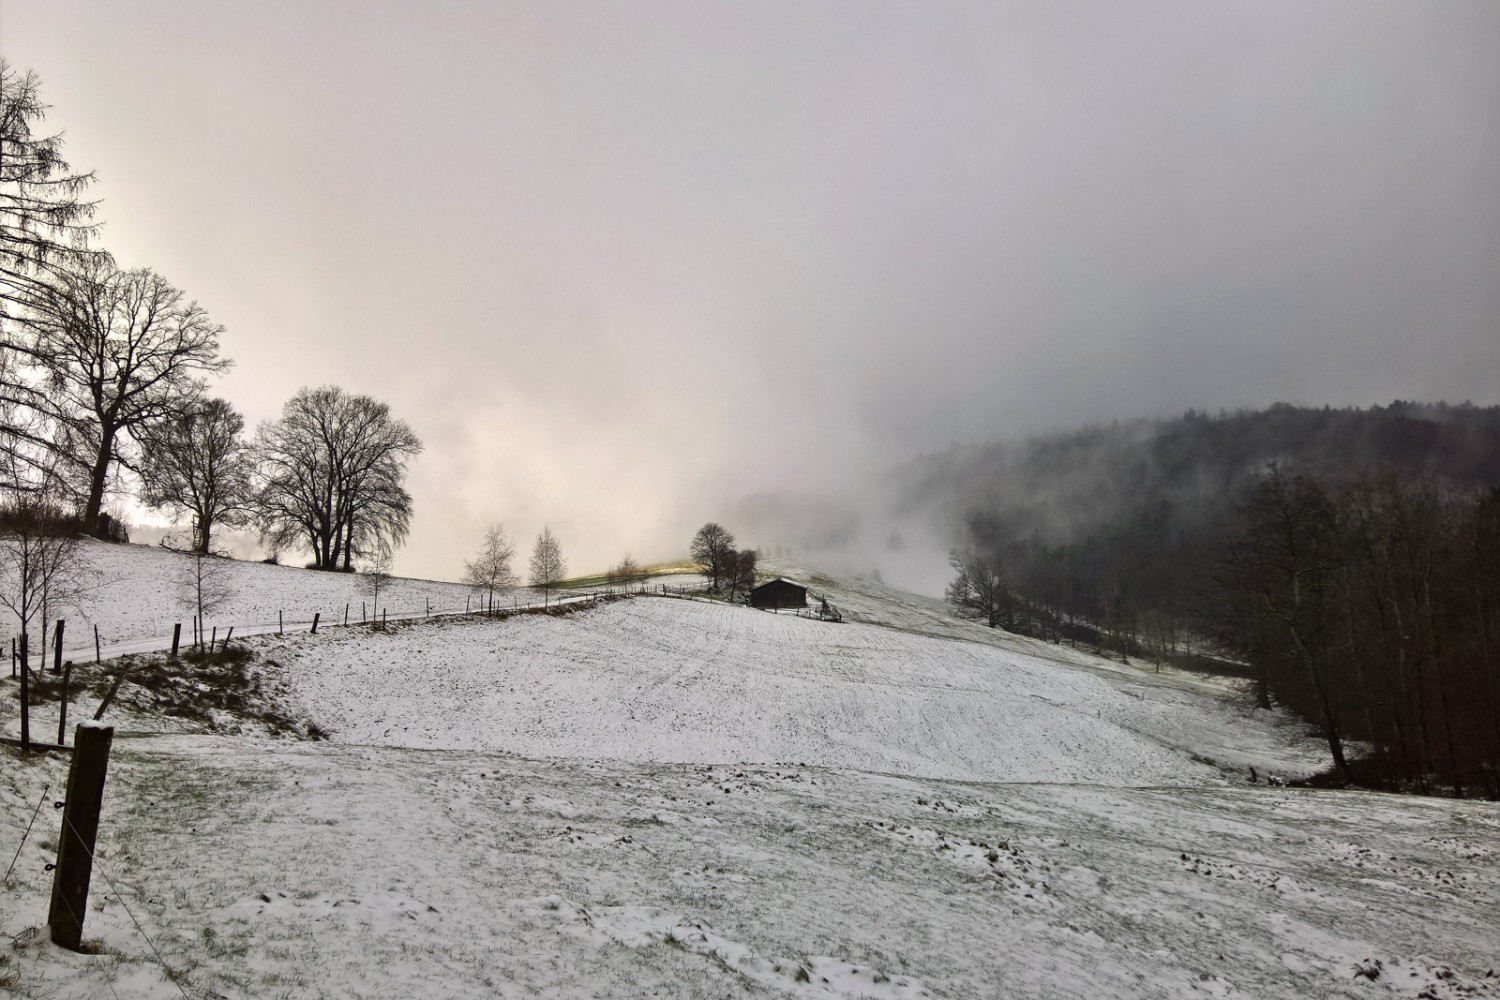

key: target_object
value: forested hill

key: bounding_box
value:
[893,401,1500,547]
[890,401,1500,797]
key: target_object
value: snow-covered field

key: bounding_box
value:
[3,546,1498,999]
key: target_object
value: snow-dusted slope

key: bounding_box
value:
[4,545,1498,1000]
[9,539,515,659]
[258,596,1320,785]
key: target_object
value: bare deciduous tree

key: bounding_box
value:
[464,524,516,611]
[253,386,422,571]
[608,553,642,590]
[945,546,1018,629]
[690,522,736,591]
[362,550,394,622]
[27,257,230,535]
[140,397,253,553]
[727,548,757,599]
[0,494,95,670]
[529,526,566,606]
[177,551,234,648]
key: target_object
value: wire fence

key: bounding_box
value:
[4,588,625,670]
[3,578,845,675]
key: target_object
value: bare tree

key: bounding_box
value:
[0,494,94,670]
[611,553,642,590]
[690,522,736,591]
[726,549,757,600]
[945,546,1017,629]
[464,524,516,611]
[140,397,253,553]
[529,526,566,606]
[253,386,422,571]
[362,550,394,622]
[26,257,230,535]
[177,551,234,649]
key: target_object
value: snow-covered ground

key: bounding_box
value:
[2,546,1498,999]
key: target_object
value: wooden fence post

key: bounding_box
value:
[311,613,320,635]
[48,722,114,951]
[94,667,130,721]
[221,627,233,651]
[56,662,72,746]
[93,625,100,664]
[53,619,65,674]
[170,623,181,658]
[279,610,283,636]
[344,604,349,627]
[210,626,217,653]
[19,633,30,751]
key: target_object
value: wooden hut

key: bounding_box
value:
[749,577,808,610]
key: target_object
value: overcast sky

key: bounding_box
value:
[5,1,1497,579]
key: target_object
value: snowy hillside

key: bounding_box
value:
[268,598,1321,785]
[3,543,1498,1000]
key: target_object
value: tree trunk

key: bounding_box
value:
[82,430,115,536]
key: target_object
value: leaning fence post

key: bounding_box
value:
[94,667,130,721]
[93,625,101,665]
[53,619,65,674]
[311,612,320,635]
[48,722,114,950]
[171,623,181,658]
[344,604,349,627]
[210,626,217,653]
[221,627,233,651]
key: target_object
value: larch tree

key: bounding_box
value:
[529,526,566,606]
[0,61,102,493]
[464,524,516,611]
[139,397,253,553]
[253,386,422,571]
[27,257,230,535]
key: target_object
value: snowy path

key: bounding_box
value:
[4,736,1496,999]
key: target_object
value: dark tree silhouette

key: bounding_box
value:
[253,386,422,570]
[690,522,736,591]
[28,258,230,535]
[140,397,253,553]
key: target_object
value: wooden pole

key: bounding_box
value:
[48,722,115,951]
[210,626,217,653]
[344,604,349,627]
[53,619,65,674]
[56,661,71,746]
[94,667,129,721]
[311,612,320,635]
[10,636,15,678]
[279,610,283,636]
[382,608,387,628]
[222,627,233,651]
[170,623,181,658]
[19,633,30,751]
[93,625,100,664]
[362,601,366,624]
